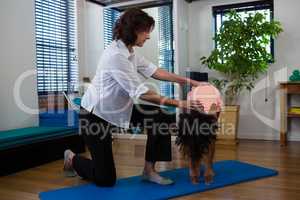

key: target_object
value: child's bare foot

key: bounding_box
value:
[204,168,215,185]
[190,175,200,184]
[189,159,201,184]
[189,166,200,184]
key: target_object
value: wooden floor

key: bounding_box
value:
[0,139,300,200]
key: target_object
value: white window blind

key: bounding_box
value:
[158,5,174,99]
[35,0,78,93]
[103,8,120,49]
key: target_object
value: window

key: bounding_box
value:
[213,0,274,56]
[103,5,174,99]
[35,0,78,94]
[158,5,174,99]
[103,8,120,49]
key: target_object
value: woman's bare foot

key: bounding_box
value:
[142,171,174,185]
[143,162,174,185]
[63,149,77,177]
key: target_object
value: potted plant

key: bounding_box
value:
[201,10,283,144]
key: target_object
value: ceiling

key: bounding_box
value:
[87,0,201,7]
[88,0,135,6]
[87,0,174,11]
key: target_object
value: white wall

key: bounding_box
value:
[174,0,189,101]
[0,0,39,131]
[187,0,300,141]
[135,7,161,95]
[135,7,159,67]
[77,0,105,80]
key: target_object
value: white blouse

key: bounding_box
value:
[81,40,158,128]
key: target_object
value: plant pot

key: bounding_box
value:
[216,105,240,145]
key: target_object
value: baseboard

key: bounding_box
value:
[238,132,300,141]
[112,132,300,143]
[112,133,147,140]
[112,133,178,141]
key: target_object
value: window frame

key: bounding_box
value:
[212,0,274,58]
[35,0,78,95]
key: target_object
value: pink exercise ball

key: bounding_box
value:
[187,84,223,113]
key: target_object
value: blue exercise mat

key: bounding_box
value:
[39,160,278,200]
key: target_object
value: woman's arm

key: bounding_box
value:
[151,68,206,87]
[139,89,203,110]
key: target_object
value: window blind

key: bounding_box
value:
[35,0,78,94]
[158,5,174,99]
[103,8,120,49]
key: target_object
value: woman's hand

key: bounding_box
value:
[190,80,210,88]
[178,100,204,111]
[151,68,211,89]
[140,89,205,111]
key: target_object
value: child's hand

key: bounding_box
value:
[179,100,204,112]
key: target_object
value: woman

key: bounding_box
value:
[63,8,205,187]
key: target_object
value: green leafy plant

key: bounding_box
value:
[201,10,283,105]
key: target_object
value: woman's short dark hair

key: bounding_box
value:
[113,8,155,46]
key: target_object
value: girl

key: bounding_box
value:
[176,85,222,184]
